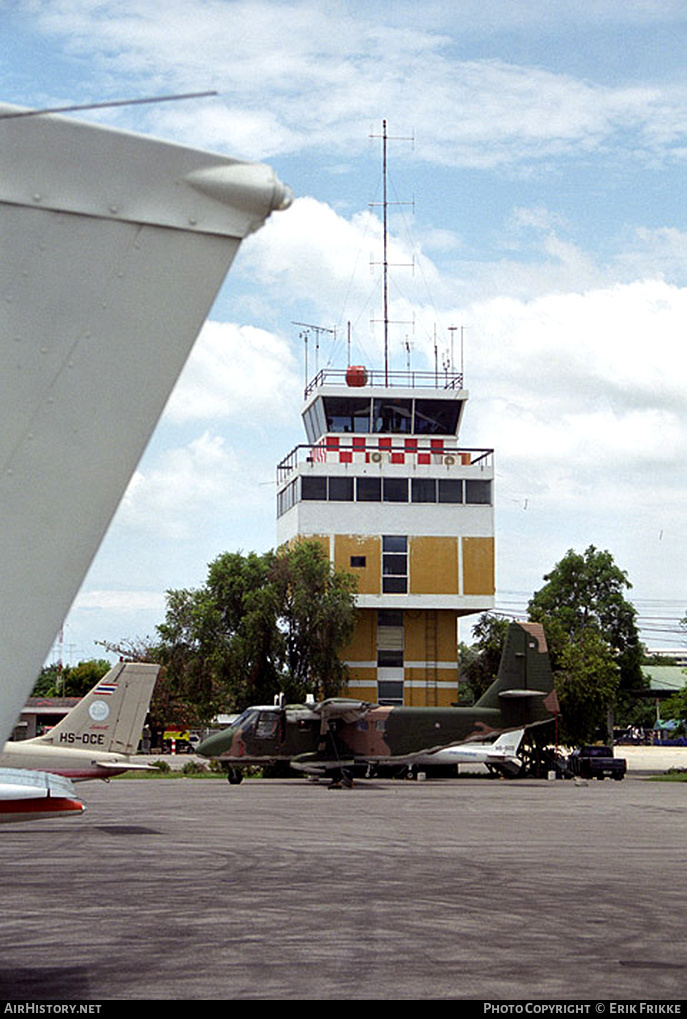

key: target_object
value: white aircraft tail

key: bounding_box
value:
[29,662,159,755]
[491,729,525,755]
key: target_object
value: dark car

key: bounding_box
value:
[567,745,626,781]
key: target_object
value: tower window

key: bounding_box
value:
[378,609,403,627]
[329,476,354,501]
[383,555,407,575]
[377,680,404,706]
[373,398,413,433]
[382,577,407,593]
[383,478,408,502]
[301,476,327,500]
[465,479,491,504]
[377,649,403,668]
[382,536,408,593]
[350,556,366,568]
[323,396,370,433]
[357,477,381,501]
[413,399,461,435]
[438,479,463,503]
[411,478,436,503]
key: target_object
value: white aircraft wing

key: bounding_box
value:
[0,768,84,822]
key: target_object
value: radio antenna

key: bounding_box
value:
[0,90,218,120]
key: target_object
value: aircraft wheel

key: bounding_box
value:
[227,768,243,785]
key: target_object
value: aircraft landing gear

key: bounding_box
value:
[227,767,243,785]
[328,769,354,789]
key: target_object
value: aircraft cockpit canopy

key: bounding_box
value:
[230,707,282,739]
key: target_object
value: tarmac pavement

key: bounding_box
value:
[147,742,687,774]
[0,771,686,1001]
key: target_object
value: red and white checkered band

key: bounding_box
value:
[313,436,456,464]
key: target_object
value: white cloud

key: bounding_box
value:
[119,431,246,539]
[163,320,301,427]
[22,0,687,167]
[453,278,687,608]
[234,200,687,509]
[243,195,452,365]
[466,279,687,413]
[74,589,165,613]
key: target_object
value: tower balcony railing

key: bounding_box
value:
[304,367,463,398]
[278,438,493,482]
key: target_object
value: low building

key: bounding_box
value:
[12,697,80,740]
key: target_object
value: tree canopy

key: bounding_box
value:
[527,545,646,743]
[461,547,647,745]
[458,614,510,704]
[32,658,112,698]
[156,540,358,721]
[527,546,641,671]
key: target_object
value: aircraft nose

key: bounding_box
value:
[197,729,233,758]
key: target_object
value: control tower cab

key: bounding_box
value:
[276,365,494,707]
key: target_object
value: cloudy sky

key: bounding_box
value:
[4,0,687,659]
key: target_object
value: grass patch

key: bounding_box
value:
[112,768,227,780]
[111,759,265,779]
[649,769,687,782]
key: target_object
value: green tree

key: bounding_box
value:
[268,540,357,699]
[458,613,510,704]
[31,658,112,697]
[660,686,687,736]
[32,664,61,697]
[552,628,620,746]
[527,545,646,743]
[156,541,357,719]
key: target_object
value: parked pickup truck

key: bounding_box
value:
[567,745,627,780]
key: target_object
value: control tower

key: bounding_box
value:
[276,364,494,707]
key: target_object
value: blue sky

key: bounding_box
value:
[4,0,687,659]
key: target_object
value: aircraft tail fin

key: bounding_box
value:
[491,728,525,754]
[30,662,159,755]
[0,104,290,747]
[475,622,559,729]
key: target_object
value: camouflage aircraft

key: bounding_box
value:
[198,621,559,785]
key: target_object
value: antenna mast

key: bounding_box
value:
[293,321,336,389]
[382,119,389,384]
[0,91,218,120]
[369,119,413,385]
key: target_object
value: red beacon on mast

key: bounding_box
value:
[345,365,368,387]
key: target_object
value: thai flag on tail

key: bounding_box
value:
[94,682,118,696]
